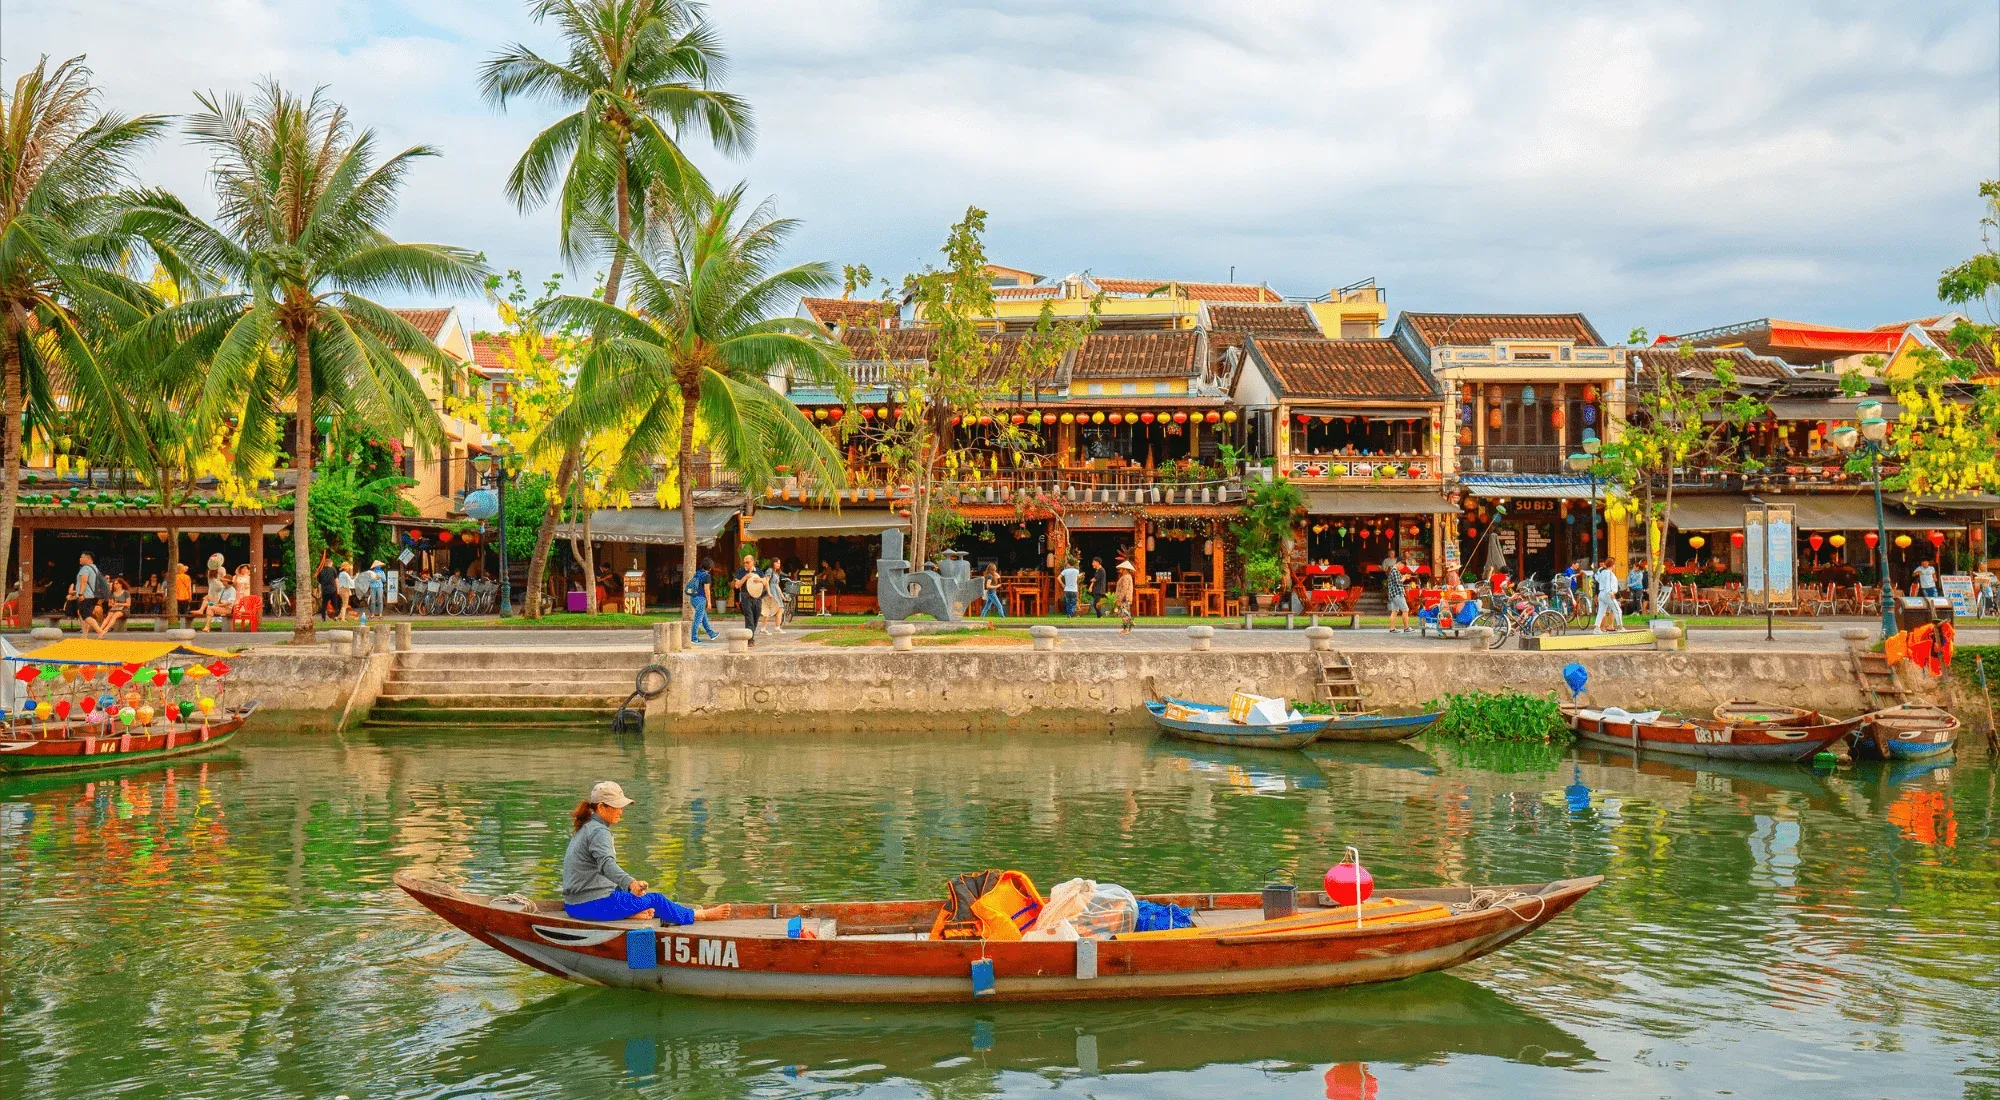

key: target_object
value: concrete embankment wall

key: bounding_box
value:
[657,647,1876,734]
[216,648,392,731]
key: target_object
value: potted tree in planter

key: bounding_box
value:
[1244,552,1285,611]
[1230,477,1307,615]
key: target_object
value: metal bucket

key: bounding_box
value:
[1262,883,1297,920]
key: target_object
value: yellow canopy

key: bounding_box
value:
[14,639,234,665]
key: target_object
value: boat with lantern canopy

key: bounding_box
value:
[0,639,259,774]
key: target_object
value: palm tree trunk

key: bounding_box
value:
[0,306,23,617]
[522,447,576,617]
[163,473,180,626]
[291,320,317,643]
[677,380,700,623]
[523,173,633,618]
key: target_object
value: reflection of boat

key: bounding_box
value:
[1881,755,1955,787]
[1855,704,1959,761]
[1145,699,1330,749]
[1147,743,1329,791]
[1314,711,1442,744]
[1563,704,1859,763]
[1570,745,1841,807]
[0,754,245,795]
[439,972,1594,1083]
[1308,740,1440,775]
[397,872,1601,1003]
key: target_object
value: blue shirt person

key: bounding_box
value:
[561,781,719,925]
[685,562,719,642]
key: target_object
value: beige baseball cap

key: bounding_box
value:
[588,780,634,807]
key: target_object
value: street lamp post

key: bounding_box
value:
[1565,429,1604,565]
[472,437,514,618]
[1829,404,1896,638]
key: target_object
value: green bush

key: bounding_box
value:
[1423,689,1571,745]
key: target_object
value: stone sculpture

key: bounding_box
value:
[876,527,983,621]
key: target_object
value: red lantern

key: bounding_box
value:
[949,414,962,426]
[464,531,480,545]
[1488,407,1503,430]
[1205,411,1221,423]
[860,406,875,419]
[1173,412,1189,424]
[1011,413,1026,425]
[1808,534,1824,551]
[828,406,844,422]
[1864,532,1879,549]
[1928,530,1946,548]
[438,530,454,543]
[1296,413,1310,425]
[1730,531,1745,548]
[978,415,993,426]
[1141,412,1156,424]
[1550,405,1565,429]
[1583,384,1599,402]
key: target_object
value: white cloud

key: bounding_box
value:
[8,0,1995,337]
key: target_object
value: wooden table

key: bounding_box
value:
[1007,584,1043,617]
[1134,586,1163,617]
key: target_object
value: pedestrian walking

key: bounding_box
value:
[1114,560,1136,634]
[979,563,1007,617]
[1089,557,1108,618]
[335,561,357,621]
[761,558,789,635]
[1059,559,1081,617]
[1593,559,1625,632]
[70,552,109,624]
[731,553,765,645]
[1915,559,1939,599]
[685,560,719,643]
[1382,554,1412,633]
[316,554,340,621]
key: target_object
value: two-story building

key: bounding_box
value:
[1397,312,1629,582]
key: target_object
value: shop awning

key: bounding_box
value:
[555,507,738,547]
[1459,475,1605,501]
[1305,490,1458,516]
[745,508,907,538]
[1665,495,1964,532]
[1888,492,2000,512]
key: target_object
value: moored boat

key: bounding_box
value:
[1855,704,1959,761]
[1145,698,1330,749]
[2,638,257,774]
[1711,700,1816,726]
[0,704,256,773]
[395,872,1601,1003]
[1313,711,1441,744]
[1563,704,1860,763]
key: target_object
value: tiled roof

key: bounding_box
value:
[468,334,560,377]
[1092,278,1282,303]
[992,285,1064,300]
[1402,312,1602,348]
[801,297,898,329]
[1875,315,1950,331]
[1631,347,1793,384]
[1250,337,1434,398]
[390,307,453,340]
[1924,327,1998,378]
[840,328,1046,382]
[1207,303,1321,335]
[1070,332,1200,380]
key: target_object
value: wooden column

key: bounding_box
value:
[249,521,265,598]
[1133,518,1147,577]
[17,522,32,622]
[1210,526,1225,585]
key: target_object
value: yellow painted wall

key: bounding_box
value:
[1307,300,1389,338]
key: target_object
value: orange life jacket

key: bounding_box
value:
[928,870,1044,941]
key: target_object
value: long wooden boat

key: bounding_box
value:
[1314,711,1442,744]
[1712,699,1816,726]
[1855,703,1959,761]
[395,872,1601,1003]
[1563,703,1859,763]
[0,702,258,774]
[1145,699,1330,750]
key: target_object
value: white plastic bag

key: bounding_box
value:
[1071,883,1138,939]
[1026,878,1096,940]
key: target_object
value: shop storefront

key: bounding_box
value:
[551,507,741,610]
[1303,490,1456,589]
[742,507,908,614]
[1665,494,1967,588]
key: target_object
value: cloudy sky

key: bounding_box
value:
[12,1,1998,338]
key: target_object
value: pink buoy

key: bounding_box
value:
[1325,849,1374,909]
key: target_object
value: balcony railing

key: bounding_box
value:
[1287,455,1440,482]
[767,463,1245,505]
[1463,445,1565,475]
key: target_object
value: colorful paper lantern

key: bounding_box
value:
[813,407,828,421]
[438,530,454,543]
[152,670,168,688]
[206,660,231,678]
[876,406,889,420]
[1583,384,1599,402]
[137,705,155,726]
[860,406,875,419]
[1172,411,1188,424]
[828,406,844,421]
[1928,531,1946,548]
[108,668,132,688]
[1864,532,1879,549]
[1488,407,1503,430]
[1583,405,1598,426]
[21,698,36,715]
[165,702,181,723]
[1222,410,1237,423]
[1550,405,1565,429]
[1808,534,1824,552]
[198,697,216,715]
[1297,413,1311,425]
[12,665,37,683]
[1060,412,1075,425]
[1140,412,1156,424]
[1731,531,1745,548]
[53,699,71,720]
[1205,411,1220,423]
[118,706,136,727]
[1688,535,1706,550]
[1091,412,1106,424]
[184,665,210,681]
[79,695,97,715]
[1895,534,1912,549]
[1829,534,1846,548]
[1011,413,1025,425]
[1325,860,1374,907]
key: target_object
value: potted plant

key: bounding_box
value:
[1244,553,1284,611]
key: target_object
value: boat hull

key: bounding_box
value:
[396,874,1600,1004]
[1146,700,1327,750]
[1314,712,1440,744]
[0,713,248,774]
[1855,706,1960,761]
[1565,707,1858,763]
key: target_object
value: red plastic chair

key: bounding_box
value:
[230,594,263,633]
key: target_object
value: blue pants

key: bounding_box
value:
[566,889,696,926]
[980,590,1006,616]
[689,596,717,640]
[1063,592,1078,616]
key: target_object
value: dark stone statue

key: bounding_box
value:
[876,527,982,621]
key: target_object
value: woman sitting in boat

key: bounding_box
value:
[564,781,725,926]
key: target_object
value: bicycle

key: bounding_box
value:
[1471,577,1569,649]
[265,578,291,619]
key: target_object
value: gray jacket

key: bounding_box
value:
[561,815,633,905]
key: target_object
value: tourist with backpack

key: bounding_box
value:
[685,560,719,643]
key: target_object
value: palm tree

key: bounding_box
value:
[130,81,486,641]
[536,180,848,594]
[481,0,752,615]
[0,56,170,609]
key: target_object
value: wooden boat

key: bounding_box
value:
[1563,704,1860,763]
[1711,699,1816,726]
[395,872,1601,1003]
[1855,703,1959,761]
[1145,698,1330,749]
[0,702,258,774]
[1313,711,1441,744]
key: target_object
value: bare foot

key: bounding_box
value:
[631,908,656,920]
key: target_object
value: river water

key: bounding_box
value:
[2,726,1995,1099]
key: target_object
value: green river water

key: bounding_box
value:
[2,726,1996,1099]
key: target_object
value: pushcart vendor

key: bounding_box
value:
[563,781,726,925]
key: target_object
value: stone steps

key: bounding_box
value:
[362,647,654,729]
[365,702,618,729]
[395,646,651,672]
